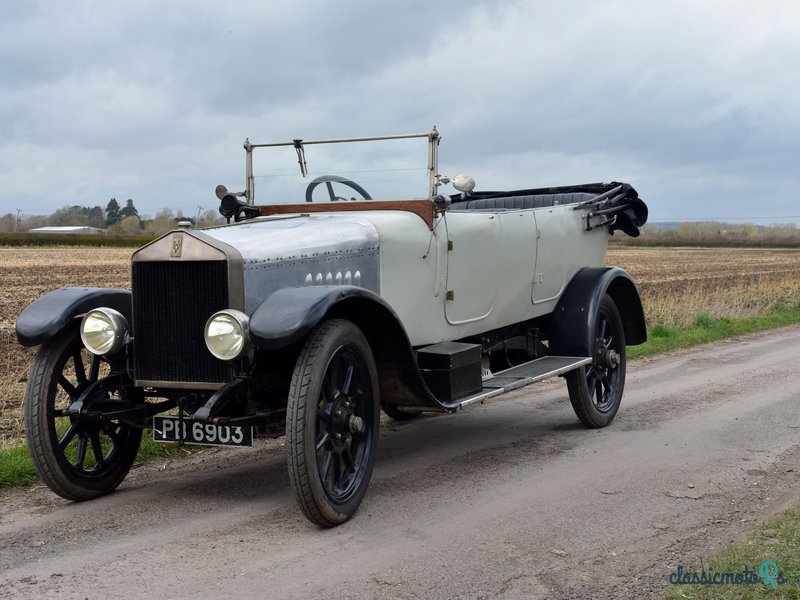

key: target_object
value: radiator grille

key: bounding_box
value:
[132,261,231,385]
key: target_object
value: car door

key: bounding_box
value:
[531,206,569,304]
[443,212,500,324]
[444,210,536,326]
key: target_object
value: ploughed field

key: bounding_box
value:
[0,249,130,447]
[1,246,800,447]
[607,246,800,326]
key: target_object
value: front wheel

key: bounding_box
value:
[24,323,143,500]
[565,295,626,428]
[286,319,380,527]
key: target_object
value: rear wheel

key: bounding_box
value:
[565,295,626,428]
[286,319,380,527]
[24,323,142,500]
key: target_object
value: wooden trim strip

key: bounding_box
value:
[257,199,435,229]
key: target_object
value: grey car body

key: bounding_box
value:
[16,129,648,526]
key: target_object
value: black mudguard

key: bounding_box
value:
[249,286,397,350]
[548,267,646,357]
[16,287,132,347]
[249,286,448,410]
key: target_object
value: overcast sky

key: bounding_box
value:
[2,0,799,224]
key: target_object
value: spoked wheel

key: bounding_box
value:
[565,295,626,428]
[24,323,142,500]
[287,319,379,527]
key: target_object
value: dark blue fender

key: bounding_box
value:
[249,286,447,410]
[250,286,403,350]
[16,287,132,347]
[548,267,646,357]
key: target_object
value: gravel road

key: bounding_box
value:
[2,326,799,599]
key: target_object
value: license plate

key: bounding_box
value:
[153,416,253,447]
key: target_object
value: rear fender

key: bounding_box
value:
[548,267,646,357]
[16,287,132,347]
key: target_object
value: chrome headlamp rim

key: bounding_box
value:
[204,309,251,361]
[80,308,130,356]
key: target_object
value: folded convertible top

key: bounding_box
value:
[451,181,648,237]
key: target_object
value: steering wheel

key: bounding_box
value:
[305,175,373,203]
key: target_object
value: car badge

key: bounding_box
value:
[171,234,183,258]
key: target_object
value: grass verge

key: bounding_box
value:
[0,444,38,488]
[0,431,188,488]
[663,509,800,598]
[0,232,153,247]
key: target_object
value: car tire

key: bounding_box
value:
[565,295,626,428]
[286,319,380,527]
[24,323,143,500]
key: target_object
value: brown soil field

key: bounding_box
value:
[607,246,800,327]
[1,248,131,447]
[1,246,800,447]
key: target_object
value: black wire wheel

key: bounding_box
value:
[565,295,626,428]
[24,323,143,500]
[287,319,380,527]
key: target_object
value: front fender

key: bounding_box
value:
[249,285,449,411]
[249,286,397,350]
[16,287,132,347]
[548,267,646,357]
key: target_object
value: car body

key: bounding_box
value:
[16,129,648,526]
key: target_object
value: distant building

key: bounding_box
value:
[29,226,107,235]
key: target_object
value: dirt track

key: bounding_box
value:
[1,327,799,599]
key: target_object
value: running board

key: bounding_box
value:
[451,355,591,409]
[395,355,591,413]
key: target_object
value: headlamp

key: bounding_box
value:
[80,308,130,356]
[204,310,251,361]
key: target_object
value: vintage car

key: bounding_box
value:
[16,129,648,526]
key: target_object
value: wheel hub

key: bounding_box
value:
[332,402,362,440]
[594,338,618,370]
[348,415,364,433]
[603,349,619,369]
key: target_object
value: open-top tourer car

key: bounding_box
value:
[16,128,648,526]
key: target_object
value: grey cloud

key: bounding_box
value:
[1,0,799,223]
